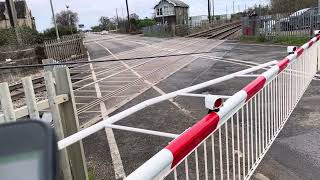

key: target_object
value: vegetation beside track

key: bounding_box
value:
[240,35,310,46]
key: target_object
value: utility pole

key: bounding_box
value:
[226,4,228,23]
[208,0,211,23]
[50,0,60,40]
[125,0,130,32]
[238,4,240,13]
[116,8,119,30]
[233,1,235,14]
[7,0,22,45]
[212,0,215,21]
[121,6,125,31]
[318,0,320,15]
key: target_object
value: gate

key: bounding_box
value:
[44,34,87,62]
[57,33,320,179]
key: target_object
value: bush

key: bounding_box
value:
[0,27,40,47]
[240,35,310,46]
[41,26,78,41]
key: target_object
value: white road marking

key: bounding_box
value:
[96,41,197,119]
[87,52,126,179]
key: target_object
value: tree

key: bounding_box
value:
[95,16,117,30]
[99,16,111,30]
[130,13,139,20]
[271,0,317,13]
[55,10,79,27]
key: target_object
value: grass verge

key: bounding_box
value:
[240,35,311,46]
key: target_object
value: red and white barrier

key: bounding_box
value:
[126,35,320,179]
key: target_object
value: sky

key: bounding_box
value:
[26,0,269,31]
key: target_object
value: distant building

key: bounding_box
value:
[0,0,35,29]
[154,0,189,26]
[189,15,208,26]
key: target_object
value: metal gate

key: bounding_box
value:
[44,34,87,62]
[57,33,320,179]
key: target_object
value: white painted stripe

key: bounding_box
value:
[217,90,247,127]
[96,40,195,120]
[125,149,173,180]
[311,37,318,43]
[287,54,297,62]
[302,43,309,50]
[262,66,279,84]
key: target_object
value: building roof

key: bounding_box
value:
[154,0,189,8]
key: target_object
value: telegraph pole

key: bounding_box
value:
[116,8,119,30]
[233,1,235,14]
[318,0,320,15]
[125,0,131,32]
[50,0,60,40]
[226,4,228,23]
[208,0,211,23]
[7,0,22,45]
[212,0,215,21]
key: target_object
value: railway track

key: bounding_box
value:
[187,21,241,40]
[8,72,80,101]
[9,77,46,101]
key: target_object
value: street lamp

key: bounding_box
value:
[66,5,73,34]
[49,0,60,40]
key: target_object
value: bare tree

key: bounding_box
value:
[55,10,79,27]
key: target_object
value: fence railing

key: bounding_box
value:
[242,8,320,39]
[0,67,88,180]
[53,33,320,179]
[126,35,320,179]
[44,34,87,62]
[142,24,174,37]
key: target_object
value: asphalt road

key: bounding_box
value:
[77,33,320,180]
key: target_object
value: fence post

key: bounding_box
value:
[43,58,55,72]
[0,83,16,123]
[53,67,88,180]
[44,72,73,180]
[22,77,40,120]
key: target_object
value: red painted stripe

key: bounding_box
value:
[277,58,290,73]
[296,47,304,57]
[308,40,314,47]
[166,112,220,167]
[243,76,266,101]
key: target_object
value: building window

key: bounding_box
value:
[157,8,160,15]
[160,8,163,15]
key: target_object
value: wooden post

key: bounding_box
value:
[44,72,73,180]
[22,77,40,120]
[43,58,55,72]
[53,67,88,180]
[0,82,16,123]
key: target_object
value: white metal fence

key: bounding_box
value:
[242,8,320,38]
[126,36,319,179]
[44,34,87,62]
[56,33,320,179]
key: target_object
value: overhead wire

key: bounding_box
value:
[0,51,212,70]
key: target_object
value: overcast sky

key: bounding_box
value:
[26,0,269,31]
